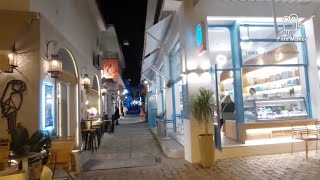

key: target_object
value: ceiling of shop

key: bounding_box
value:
[97,0,148,87]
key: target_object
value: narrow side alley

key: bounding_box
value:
[79,116,320,180]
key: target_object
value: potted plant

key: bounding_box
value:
[191,88,215,168]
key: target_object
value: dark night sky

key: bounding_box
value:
[97,0,148,87]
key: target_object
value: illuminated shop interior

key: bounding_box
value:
[207,17,312,146]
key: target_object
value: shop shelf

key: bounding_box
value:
[245,76,299,89]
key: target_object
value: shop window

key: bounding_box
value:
[241,42,305,65]
[240,26,282,40]
[42,82,54,130]
[218,70,235,101]
[242,66,308,122]
[239,25,302,40]
[208,27,232,69]
[171,49,182,81]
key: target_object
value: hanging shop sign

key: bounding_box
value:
[102,58,119,79]
[195,21,207,55]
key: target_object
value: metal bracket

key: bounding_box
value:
[150,65,169,80]
[146,31,162,43]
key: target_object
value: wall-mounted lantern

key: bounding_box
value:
[101,88,107,96]
[2,44,18,73]
[83,74,91,88]
[5,53,18,73]
[81,66,90,89]
[47,40,62,78]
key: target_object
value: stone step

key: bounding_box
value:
[150,128,184,159]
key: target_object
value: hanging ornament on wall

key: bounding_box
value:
[0,80,27,133]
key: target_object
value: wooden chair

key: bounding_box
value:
[0,172,25,180]
[291,122,319,159]
[47,138,75,179]
[0,142,10,166]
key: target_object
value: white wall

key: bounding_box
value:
[305,19,320,119]
[30,0,100,73]
[30,0,102,146]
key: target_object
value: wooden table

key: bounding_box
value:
[83,119,99,129]
[0,164,18,176]
[9,152,42,180]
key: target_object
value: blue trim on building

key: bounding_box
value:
[208,25,233,28]
[160,75,165,114]
[230,23,245,125]
[169,53,177,132]
[146,92,157,127]
[301,26,312,117]
[240,24,283,27]
[242,64,305,68]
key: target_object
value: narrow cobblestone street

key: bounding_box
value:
[80,116,320,180]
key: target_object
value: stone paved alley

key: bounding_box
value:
[79,116,320,180]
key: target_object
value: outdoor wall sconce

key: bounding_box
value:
[83,74,91,89]
[2,44,18,73]
[101,88,107,96]
[47,40,62,78]
[81,66,90,89]
[5,52,18,73]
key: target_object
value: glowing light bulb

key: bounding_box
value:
[51,60,58,66]
[8,53,14,60]
[275,53,283,61]
[257,59,264,65]
[216,55,227,66]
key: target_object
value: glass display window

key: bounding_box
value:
[242,66,306,100]
[244,97,307,122]
[239,24,302,40]
[208,27,232,69]
[242,65,307,122]
[241,42,305,65]
[218,70,235,101]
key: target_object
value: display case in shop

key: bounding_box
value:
[244,97,307,122]
[243,67,301,99]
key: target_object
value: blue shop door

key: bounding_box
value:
[211,65,222,151]
[147,93,157,127]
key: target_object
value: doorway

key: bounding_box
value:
[57,82,70,137]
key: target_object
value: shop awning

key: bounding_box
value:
[141,50,158,82]
[143,14,173,58]
[142,14,173,82]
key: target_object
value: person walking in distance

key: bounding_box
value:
[123,106,128,118]
[114,106,120,125]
